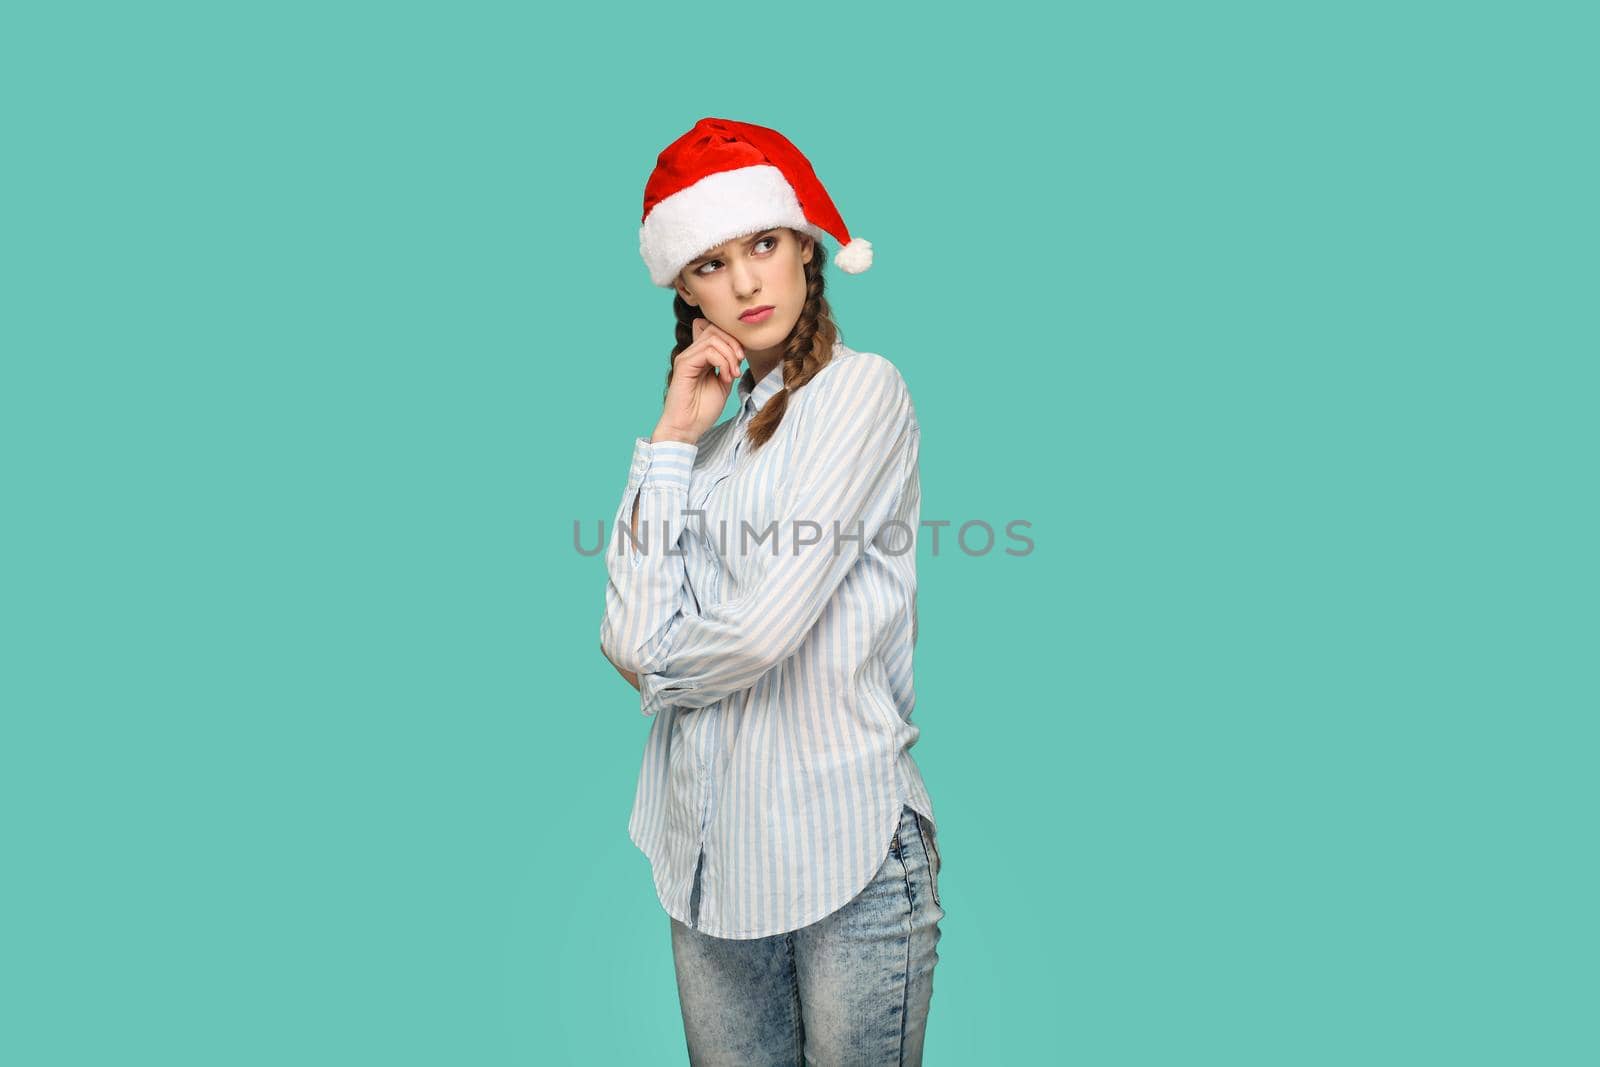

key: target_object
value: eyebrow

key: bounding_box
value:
[687,230,775,267]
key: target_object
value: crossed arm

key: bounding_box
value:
[600,353,916,716]
[603,492,647,691]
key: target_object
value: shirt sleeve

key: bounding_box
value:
[636,353,917,718]
[599,436,699,681]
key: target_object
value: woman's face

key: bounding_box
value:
[674,227,814,351]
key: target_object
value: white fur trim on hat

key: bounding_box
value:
[639,165,825,288]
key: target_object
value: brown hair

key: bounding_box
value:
[664,230,840,451]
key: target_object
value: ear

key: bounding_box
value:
[673,275,699,307]
[799,232,814,265]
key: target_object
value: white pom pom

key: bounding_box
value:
[834,237,874,274]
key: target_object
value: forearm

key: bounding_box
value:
[599,434,700,681]
[630,426,696,539]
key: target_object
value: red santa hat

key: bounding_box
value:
[639,116,873,288]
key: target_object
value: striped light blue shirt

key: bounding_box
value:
[600,340,936,939]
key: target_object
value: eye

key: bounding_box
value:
[694,234,778,276]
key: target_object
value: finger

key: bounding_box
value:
[672,339,722,386]
[671,343,713,385]
[713,330,747,370]
[711,338,744,385]
[703,321,746,361]
[700,338,738,385]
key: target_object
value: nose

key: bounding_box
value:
[728,257,761,299]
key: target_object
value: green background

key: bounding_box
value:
[3,2,1593,1064]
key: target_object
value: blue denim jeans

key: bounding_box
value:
[669,804,945,1066]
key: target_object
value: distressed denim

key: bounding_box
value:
[669,804,945,1066]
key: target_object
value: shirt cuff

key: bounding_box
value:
[628,436,697,493]
[639,669,700,717]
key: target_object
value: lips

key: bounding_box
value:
[739,305,775,322]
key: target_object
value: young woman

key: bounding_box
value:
[600,117,943,1065]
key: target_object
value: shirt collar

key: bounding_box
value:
[737,360,785,418]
